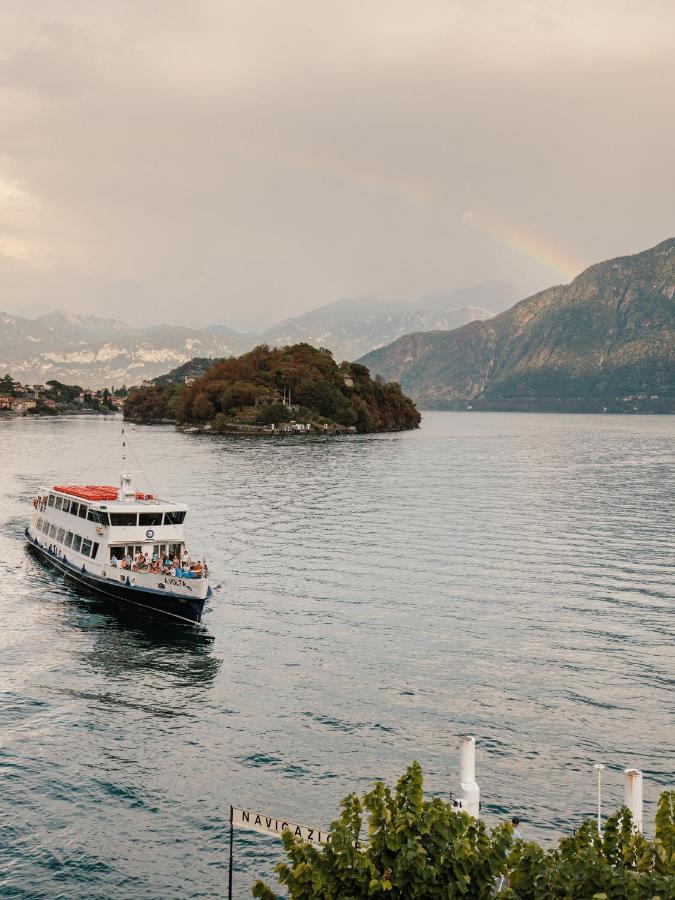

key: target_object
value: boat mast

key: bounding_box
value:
[120,426,135,502]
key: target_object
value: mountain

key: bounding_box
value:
[0,313,252,388]
[411,281,519,314]
[0,282,517,388]
[359,238,675,412]
[260,282,519,361]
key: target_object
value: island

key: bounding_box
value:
[123,343,421,434]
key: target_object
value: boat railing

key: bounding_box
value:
[104,563,209,581]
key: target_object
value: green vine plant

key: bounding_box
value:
[251,764,674,899]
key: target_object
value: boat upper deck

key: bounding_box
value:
[50,485,185,512]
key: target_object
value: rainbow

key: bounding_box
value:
[467,214,583,282]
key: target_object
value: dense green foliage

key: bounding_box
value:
[252,762,511,899]
[0,374,18,396]
[124,343,421,432]
[360,238,675,411]
[506,791,674,899]
[43,380,116,412]
[151,357,223,387]
[252,764,674,899]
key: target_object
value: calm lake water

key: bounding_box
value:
[1,412,673,898]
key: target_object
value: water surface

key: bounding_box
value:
[1,412,673,898]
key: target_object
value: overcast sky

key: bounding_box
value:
[1,1,674,330]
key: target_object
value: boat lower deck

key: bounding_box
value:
[26,530,208,625]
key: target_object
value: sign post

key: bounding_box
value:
[228,805,234,900]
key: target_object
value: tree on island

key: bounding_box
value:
[252,763,674,899]
[255,403,292,426]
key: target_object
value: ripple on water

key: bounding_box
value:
[0,412,673,898]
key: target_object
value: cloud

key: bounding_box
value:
[0,1,673,328]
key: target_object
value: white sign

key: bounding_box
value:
[232,806,330,845]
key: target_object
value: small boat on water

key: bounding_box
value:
[25,435,211,624]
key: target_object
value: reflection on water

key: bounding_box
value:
[80,611,221,688]
[0,412,673,898]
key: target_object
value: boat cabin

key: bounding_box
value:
[34,484,190,567]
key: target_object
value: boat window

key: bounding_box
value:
[48,494,55,507]
[169,543,182,559]
[56,527,65,543]
[164,511,186,525]
[54,496,63,511]
[42,521,50,535]
[37,517,43,530]
[81,538,93,557]
[88,509,109,526]
[110,513,138,527]
[78,505,88,519]
[70,502,79,517]
[49,524,57,538]
[62,499,71,514]
[91,542,99,559]
[139,512,163,527]
[65,532,74,548]
[72,534,82,552]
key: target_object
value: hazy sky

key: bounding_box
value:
[1,1,674,330]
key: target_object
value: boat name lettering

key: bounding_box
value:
[165,576,187,587]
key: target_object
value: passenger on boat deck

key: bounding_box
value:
[111,556,118,567]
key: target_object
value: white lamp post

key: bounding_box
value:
[624,768,643,833]
[458,735,480,817]
[593,764,605,835]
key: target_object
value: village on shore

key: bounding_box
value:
[0,374,127,416]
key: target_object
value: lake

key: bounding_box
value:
[1,412,673,898]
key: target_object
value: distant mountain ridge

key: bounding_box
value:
[359,238,675,412]
[0,312,252,388]
[259,283,518,364]
[0,282,517,387]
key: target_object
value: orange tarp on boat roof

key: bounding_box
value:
[54,485,119,501]
[53,485,156,501]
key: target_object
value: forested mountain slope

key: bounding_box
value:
[360,238,675,412]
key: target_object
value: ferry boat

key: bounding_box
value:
[25,456,211,624]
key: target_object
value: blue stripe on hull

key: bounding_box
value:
[26,531,206,625]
